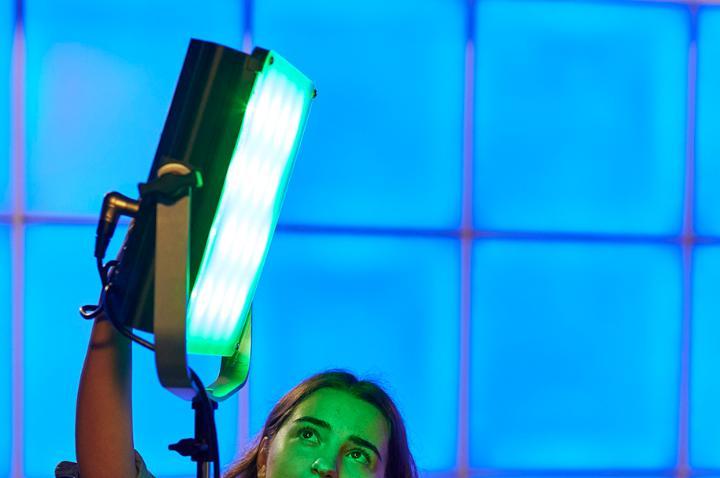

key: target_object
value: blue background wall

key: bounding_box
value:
[2,0,718,477]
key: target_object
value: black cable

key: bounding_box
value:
[80,259,121,319]
[102,260,119,286]
[100,260,156,351]
[96,257,105,286]
[79,255,156,351]
[80,259,110,319]
[79,302,104,319]
[102,290,156,351]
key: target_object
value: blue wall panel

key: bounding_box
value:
[695,7,720,235]
[471,241,681,468]
[25,0,242,215]
[691,246,720,467]
[251,232,460,471]
[0,2,12,212]
[255,0,465,229]
[23,225,238,477]
[474,1,688,234]
[0,227,10,477]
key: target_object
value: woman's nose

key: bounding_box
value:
[311,457,337,477]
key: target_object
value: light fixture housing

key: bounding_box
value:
[106,39,315,400]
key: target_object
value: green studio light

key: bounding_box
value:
[100,39,315,401]
[188,53,313,356]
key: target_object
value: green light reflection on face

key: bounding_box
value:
[260,388,390,478]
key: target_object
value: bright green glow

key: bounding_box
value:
[187,51,314,356]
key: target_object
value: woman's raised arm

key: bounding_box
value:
[75,315,136,478]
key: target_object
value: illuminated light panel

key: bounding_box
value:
[187,51,314,356]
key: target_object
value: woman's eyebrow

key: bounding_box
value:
[294,416,331,429]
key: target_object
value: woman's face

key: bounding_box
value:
[258,388,390,478]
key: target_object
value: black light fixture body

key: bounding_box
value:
[110,39,266,333]
[107,40,268,400]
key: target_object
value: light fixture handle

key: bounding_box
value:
[154,163,196,399]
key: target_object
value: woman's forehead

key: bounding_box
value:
[289,388,390,442]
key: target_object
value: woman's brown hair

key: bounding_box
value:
[224,370,418,478]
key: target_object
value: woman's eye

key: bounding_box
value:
[348,449,370,465]
[297,427,319,443]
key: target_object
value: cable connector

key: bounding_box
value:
[95,192,140,260]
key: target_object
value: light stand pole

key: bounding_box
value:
[168,377,220,478]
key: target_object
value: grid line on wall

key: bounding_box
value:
[242,0,253,53]
[676,4,700,477]
[6,212,720,245]
[235,0,254,458]
[457,0,477,475]
[9,0,24,476]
